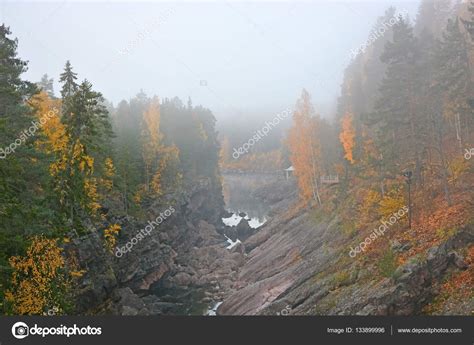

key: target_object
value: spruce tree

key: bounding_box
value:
[0,25,47,309]
[56,63,113,228]
[37,74,55,98]
[59,60,78,99]
[371,17,427,184]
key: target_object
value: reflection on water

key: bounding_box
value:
[222,173,276,221]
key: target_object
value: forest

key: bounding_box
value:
[0,0,472,317]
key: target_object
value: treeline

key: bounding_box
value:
[0,22,114,312]
[286,0,473,303]
[289,0,473,210]
[112,93,220,213]
[342,1,472,203]
[0,24,221,315]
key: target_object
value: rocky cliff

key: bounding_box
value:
[218,178,473,316]
[71,177,245,315]
[71,174,472,316]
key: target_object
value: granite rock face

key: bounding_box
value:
[73,178,243,315]
[73,174,472,316]
[218,178,473,316]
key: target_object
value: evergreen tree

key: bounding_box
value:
[56,64,114,228]
[37,74,55,98]
[59,60,77,99]
[0,25,47,310]
[415,0,454,38]
[434,18,472,152]
[371,17,427,185]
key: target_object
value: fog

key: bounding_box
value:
[1,0,419,120]
[1,0,473,323]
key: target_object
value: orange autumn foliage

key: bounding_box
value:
[339,111,356,164]
[288,89,323,205]
[396,192,472,265]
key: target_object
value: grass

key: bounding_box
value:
[332,270,351,288]
[378,248,398,278]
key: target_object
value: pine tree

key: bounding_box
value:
[415,0,454,38]
[0,25,51,311]
[434,18,472,152]
[371,17,427,185]
[425,17,473,205]
[113,100,142,214]
[59,61,77,99]
[56,64,114,228]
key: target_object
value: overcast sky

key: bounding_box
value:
[1,0,419,119]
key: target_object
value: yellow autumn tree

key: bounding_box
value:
[29,91,100,219]
[28,91,67,156]
[98,156,117,207]
[141,96,163,192]
[5,236,68,315]
[136,96,182,202]
[339,111,356,164]
[103,224,121,253]
[288,89,322,206]
[219,136,231,168]
[103,158,116,191]
[151,145,181,195]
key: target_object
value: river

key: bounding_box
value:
[151,172,279,315]
[203,172,280,315]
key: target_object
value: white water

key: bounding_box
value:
[221,212,266,250]
[222,213,242,227]
[221,212,267,229]
[248,216,267,228]
[224,234,241,250]
[206,301,223,316]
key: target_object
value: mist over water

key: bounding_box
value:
[222,173,274,221]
